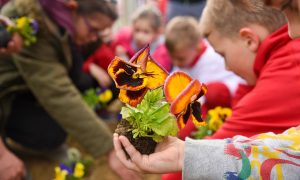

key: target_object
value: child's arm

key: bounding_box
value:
[89,63,112,88]
[114,126,300,179]
[184,126,300,179]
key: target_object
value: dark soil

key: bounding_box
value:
[115,119,157,156]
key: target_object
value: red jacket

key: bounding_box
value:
[82,43,115,73]
[212,25,300,139]
[112,27,135,58]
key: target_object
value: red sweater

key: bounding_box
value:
[212,25,300,139]
[82,43,115,73]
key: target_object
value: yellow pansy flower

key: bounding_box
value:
[208,117,223,132]
[53,167,68,180]
[98,89,113,103]
[16,17,28,29]
[74,162,85,178]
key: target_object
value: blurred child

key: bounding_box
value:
[165,16,244,111]
[112,5,170,70]
[199,0,300,139]
[82,28,115,88]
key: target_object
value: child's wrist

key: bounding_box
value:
[178,139,185,171]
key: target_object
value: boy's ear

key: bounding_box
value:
[239,28,260,52]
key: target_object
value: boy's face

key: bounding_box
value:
[133,19,159,49]
[169,46,199,68]
[207,30,257,85]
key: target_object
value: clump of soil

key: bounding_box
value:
[115,119,157,155]
[0,21,11,48]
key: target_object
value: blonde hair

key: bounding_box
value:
[132,5,162,31]
[165,16,200,52]
[200,0,287,38]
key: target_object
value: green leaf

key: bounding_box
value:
[192,125,210,139]
[82,88,99,109]
[152,134,163,142]
[120,87,178,142]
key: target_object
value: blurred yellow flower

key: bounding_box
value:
[98,89,113,103]
[207,106,232,131]
[16,17,28,29]
[54,167,68,180]
[208,117,223,131]
[74,162,85,178]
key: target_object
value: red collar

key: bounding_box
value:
[189,41,207,67]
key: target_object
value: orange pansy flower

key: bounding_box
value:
[108,45,168,107]
[164,71,207,129]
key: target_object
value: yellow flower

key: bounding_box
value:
[16,17,28,29]
[208,106,232,122]
[221,107,232,119]
[207,106,232,131]
[208,117,223,132]
[53,167,68,180]
[98,89,113,103]
[74,162,85,178]
[208,108,219,121]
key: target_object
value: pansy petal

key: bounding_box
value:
[164,71,192,103]
[170,79,202,115]
[130,46,168,89]
[191,101,206,126]
[144,55,169,90]
[108,57,147,91]
[119,88,148,107]
[199,83,208,98]
[177,106,191,129]
[130,45,150,71]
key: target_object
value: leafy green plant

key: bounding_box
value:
[121,87,178,142]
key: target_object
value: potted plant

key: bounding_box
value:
[115,87,178,154]
[108,46,178,154]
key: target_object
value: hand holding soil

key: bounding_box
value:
[113,134,184,174]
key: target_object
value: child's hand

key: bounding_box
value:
[90,63,112,88]
[113,133,184,174]
[108,150,142,180]
[115,45,129,61]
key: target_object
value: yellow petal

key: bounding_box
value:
[129,45,150,71]
[144,55,168,89]
[170,80,202,115]
[119,88,148,107]
[164,71,192,103]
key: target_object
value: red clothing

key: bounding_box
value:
[231,84,254,108]
[112,27,135,58]
[212,25,300,139]
[82,43,115,73]
[151,44,172,72]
